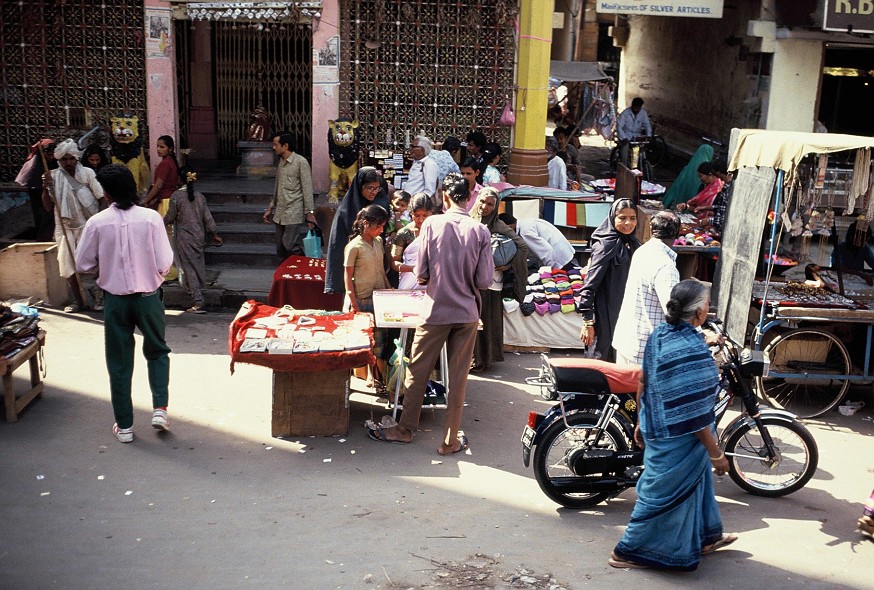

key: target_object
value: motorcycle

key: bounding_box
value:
[521,319,819,508]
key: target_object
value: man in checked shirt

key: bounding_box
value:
[612,211,681,366]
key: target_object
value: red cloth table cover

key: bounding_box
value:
[267,255,343,311]
[228,300,375,373]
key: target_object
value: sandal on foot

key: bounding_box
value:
[608,553,648,569]
[186,306,207,314]
[367,427,409,445]
[702,533,738,555]
[64,304,81,313]
[437,434,469,456]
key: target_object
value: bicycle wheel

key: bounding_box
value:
[755,329,850,418]
[645,136,667,167]
[641,158,656,183]
[532,411,629,508]
[608,146,620,174]
[724,417,818,497]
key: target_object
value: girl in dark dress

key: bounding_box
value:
[578,198,641,361]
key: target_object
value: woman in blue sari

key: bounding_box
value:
[610,279,737,571]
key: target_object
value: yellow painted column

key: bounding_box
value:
[506,0,553,187]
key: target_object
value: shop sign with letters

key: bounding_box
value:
[596,1,723,18]
[820,0,874,34]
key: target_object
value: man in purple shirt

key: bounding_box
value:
[368,173,494,454]
[76,164,174,443]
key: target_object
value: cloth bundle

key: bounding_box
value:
[520,265,585,316]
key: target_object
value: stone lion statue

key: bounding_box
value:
[109,112,150,194]
[327,118,360,203]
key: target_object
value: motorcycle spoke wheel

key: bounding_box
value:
[725,418,818,497]
[532,411,629,508]
[755,329,850,418]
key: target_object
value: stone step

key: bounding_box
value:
[205,242,278,267]
[208,202,266,224]
[215,222,275,245]
[202,191,273,206]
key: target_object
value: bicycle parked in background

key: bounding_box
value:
[609,134,667,183]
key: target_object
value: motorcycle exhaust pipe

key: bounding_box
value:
[549,476,631,494]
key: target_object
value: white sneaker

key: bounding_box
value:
[151,409,170,431]
[113,423,133,443]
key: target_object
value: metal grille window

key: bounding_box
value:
[0,1,147,182]
[340,0,517,152]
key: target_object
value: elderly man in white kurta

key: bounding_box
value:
[43,138,107,312]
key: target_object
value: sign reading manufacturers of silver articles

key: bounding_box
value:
[596,0,724,18]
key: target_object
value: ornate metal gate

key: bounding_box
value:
[0,0,147,182]
[212,21,312,160]
[340,0,518,152]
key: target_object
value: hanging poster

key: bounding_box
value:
[145,8,172,59]
[596,1,723,18]
[314,35,340,85]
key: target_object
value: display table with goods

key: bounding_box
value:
[267,255,343,311]
[229,300,375,436]
[0,305,45,422]
[372,290,449,419]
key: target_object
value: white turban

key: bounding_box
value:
[54,138,82,160]
[416,135,433,156]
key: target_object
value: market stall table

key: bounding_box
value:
[2,330,46,422]
[267,255,343,311]
[229,301,375,436]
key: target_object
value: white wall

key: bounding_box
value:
[765,38,822,132]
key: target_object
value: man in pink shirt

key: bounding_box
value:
[76,164,174,443]
[368,173,494,454]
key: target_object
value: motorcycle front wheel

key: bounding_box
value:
[532,410,630,508]
[724,417,818,497]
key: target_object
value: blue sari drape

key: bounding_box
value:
[613,427,724,571]
[614,320,724,571]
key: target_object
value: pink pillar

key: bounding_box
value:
[144,0,179,174]
[311,0,341,194]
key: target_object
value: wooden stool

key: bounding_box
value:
[1,330,46,422]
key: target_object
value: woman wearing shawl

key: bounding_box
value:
[578,198,640,361]
[610,279,736,571]
[471,187,528,371]
[16,138,57,241]
[325,167,391,294]
[662,144,714,209]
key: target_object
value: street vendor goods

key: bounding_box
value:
[228,300,375,373]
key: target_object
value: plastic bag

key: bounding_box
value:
[386,337,409,391]
[303,227,322,259]
[499,102,516,126]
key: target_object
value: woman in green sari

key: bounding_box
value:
[662,144,714,209]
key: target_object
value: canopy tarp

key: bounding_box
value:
[729,129,874,178]
[549,61,609,83]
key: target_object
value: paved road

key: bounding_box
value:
[1,309,871,589]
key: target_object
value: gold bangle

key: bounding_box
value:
[709,452,725,462]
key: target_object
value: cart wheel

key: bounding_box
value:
[755,329,851,418]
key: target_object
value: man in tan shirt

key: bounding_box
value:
[263,132,315,259]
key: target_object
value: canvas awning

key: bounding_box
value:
[549,61,610,83]
[729,129,874,177]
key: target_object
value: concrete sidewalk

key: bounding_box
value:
[0,308,871,589]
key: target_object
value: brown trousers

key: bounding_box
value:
[399,321,478,446]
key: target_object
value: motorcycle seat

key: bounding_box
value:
[548,358,641,395]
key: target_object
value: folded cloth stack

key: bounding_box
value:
[520,265,585,316]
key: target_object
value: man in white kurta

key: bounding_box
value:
[44,139,107,311]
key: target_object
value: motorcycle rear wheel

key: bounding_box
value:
[532,410,630,508]
[724,417,818,497]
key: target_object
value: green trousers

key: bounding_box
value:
[104,290,170,429]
